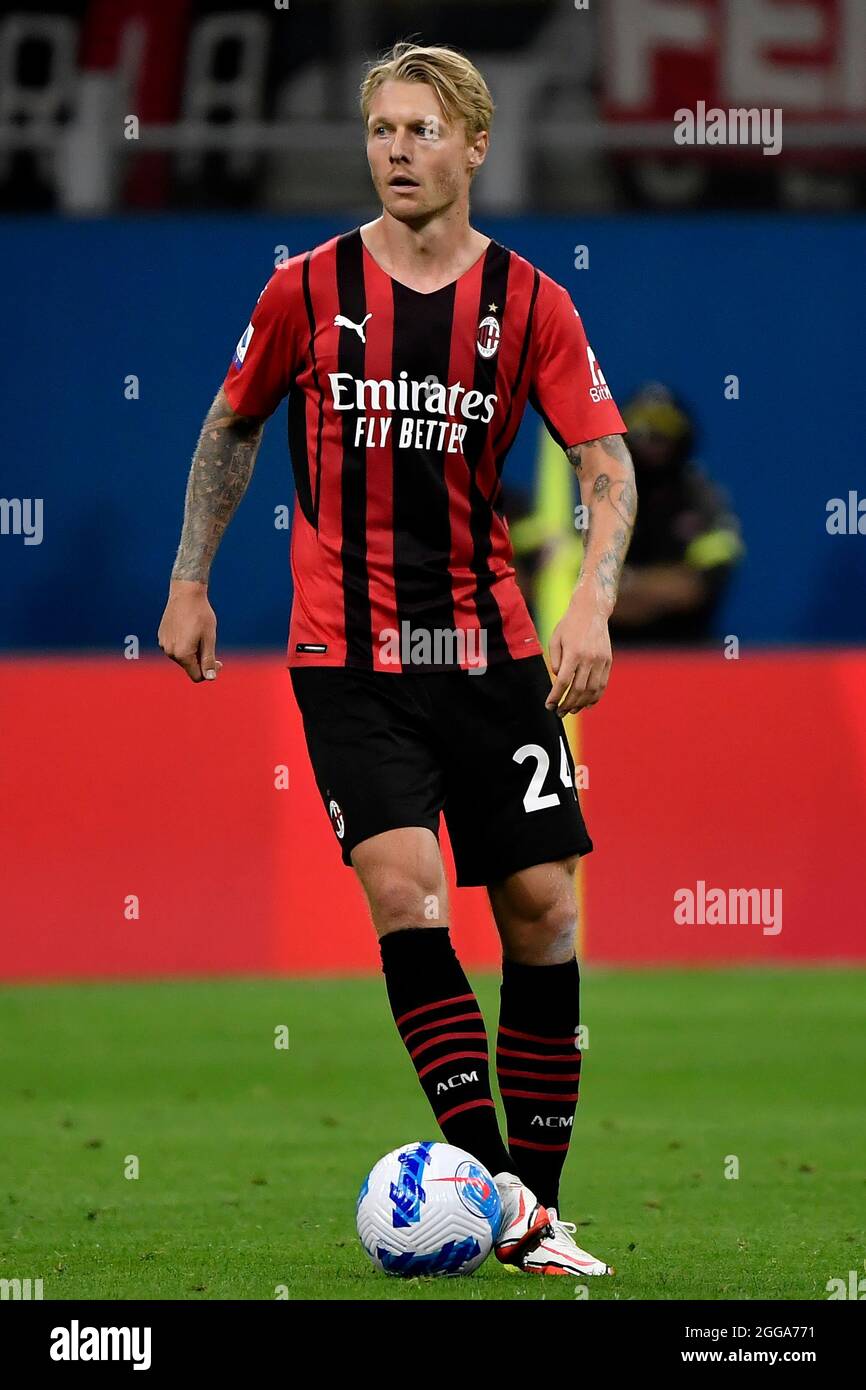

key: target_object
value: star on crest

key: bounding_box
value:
[488,302,498,312]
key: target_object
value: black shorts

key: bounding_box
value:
[290,655,592,888]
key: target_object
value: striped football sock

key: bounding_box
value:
[496,955,582,1211]
[379,926,512,1178]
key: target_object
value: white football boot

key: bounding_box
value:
[518,1207,615,1276]
[492,1173,552,1265]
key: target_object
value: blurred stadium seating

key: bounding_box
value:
[3,0,866,214]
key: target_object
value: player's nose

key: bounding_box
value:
[389,131,412,162]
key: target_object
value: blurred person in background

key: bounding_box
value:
[507,384,742,646]
[610,384,743,645]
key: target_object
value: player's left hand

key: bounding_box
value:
[546,603,612,716]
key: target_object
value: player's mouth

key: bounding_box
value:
[388,175,420,191]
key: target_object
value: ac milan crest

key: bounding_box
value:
[476,315,501,359]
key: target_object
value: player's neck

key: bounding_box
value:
[360,211,489,294]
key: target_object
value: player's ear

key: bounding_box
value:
[467,129,488,174]
[475,131,489,162]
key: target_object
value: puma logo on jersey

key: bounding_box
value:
[334,312,372,343]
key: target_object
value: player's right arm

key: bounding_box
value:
[157,389,265,683]
[157,262,301,682]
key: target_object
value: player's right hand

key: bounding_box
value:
[157,580,223,683]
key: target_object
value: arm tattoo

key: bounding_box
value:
[594,526,630,604]
[566,435,638,608]
[566,434,633,476]
[172,388,264,583]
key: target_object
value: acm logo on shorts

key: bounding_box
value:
[328,798,345,840]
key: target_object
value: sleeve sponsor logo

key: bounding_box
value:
[233,322,254,368]
[587,345,612,402]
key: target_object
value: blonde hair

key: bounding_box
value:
[360,41,494,145]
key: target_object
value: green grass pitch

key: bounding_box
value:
[1,969,863,1300]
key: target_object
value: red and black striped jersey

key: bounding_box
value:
[222,227,626,672]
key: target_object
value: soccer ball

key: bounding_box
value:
[356,1141,502,1277]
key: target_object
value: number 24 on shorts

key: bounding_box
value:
[514,737,580,812]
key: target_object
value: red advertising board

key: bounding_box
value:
[1,650,864,980]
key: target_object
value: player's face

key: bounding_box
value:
[366,80,486,223]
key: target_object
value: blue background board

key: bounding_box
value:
[2,214,863,648]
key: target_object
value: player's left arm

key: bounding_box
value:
[545,433,637,716]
